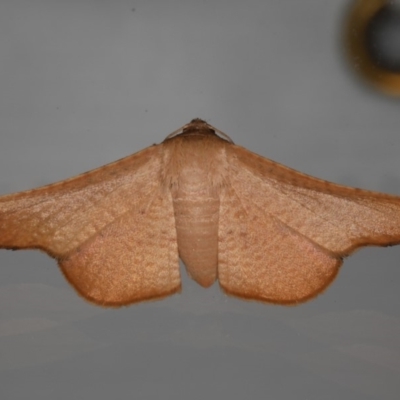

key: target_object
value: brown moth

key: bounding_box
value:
[1,119,400,307]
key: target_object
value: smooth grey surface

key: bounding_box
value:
[1,1,400,399]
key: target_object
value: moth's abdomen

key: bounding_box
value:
[165,133,227,287]
[173,188,219,287]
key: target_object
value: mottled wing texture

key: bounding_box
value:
[0,146,180,306]
[218,145,400,304]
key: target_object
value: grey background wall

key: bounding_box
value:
[0,1,399,399]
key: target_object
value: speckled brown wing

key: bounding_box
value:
[218,144,400,304]
[0,145,180,306]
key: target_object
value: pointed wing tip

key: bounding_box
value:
[339,236,400,259]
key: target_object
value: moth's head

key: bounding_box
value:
[164,119,234,143]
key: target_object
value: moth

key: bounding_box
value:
[1,119,400,307]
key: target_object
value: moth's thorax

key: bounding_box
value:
[162,133,228,288]
[162,132,228,191]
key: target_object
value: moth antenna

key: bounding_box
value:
[165,120,234,144]
[205,123,234,144]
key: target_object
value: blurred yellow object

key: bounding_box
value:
[344,0,400,95]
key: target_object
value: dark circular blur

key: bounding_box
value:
[344,0,400,95]
[366,5,400,72]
